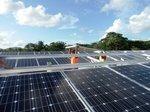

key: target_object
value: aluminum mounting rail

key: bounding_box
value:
[0,59,150,76]
[2,52,146,59]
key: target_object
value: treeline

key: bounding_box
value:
[82,32,150,50]
[0,41,66,52]
[0,32,150,51]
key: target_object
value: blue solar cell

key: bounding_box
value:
[38,58,57,66]
[65,67,150,112]
[35,51,50,55]
[112,64,150,88]
[17,59,38,67]
[54,58,70,64]
[0,72,87,112]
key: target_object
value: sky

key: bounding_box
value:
[0,0,149,48]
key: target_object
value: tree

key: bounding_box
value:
[49,42,66,51]
[36,41,45,51]
[129,40,150,50]
[98,32,129,50]
[25,43,36,51]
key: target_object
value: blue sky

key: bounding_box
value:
[0,0,149,48]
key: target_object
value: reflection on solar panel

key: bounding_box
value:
[65,68,150,112]
[38,58,57,66]
[106,57,115,61]
[120,55,134,60]
[0,72,87,112]
[144,63,150,67]
[5,59,16,68]
[82,57,92,62]
[62,51,69,54]
[17,59,38,67]
[112,64,150,88]
[35,51,50,55]
[79,57,90,63]
[55,58,70,64]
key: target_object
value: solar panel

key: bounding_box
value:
[64,67,150,112]
[62,51,69,54]
[0,52,18,55]
[19,52,34,55]
[0,72,87,112]
[54,58,70,64]
[17,59,38,67]
[5,59,16,68]
[38,58,57,66]
[112,64,150,88]
[111,55,134,61]
[143,63,150,67]
[120,55,134,60]
[79,57,90,63]
[35,51,50,55]
[106,57,115,61]
[50,51,63,54]
[82,57,93,62]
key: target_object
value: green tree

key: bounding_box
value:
[36,41,45,51]
[25,43,36,51]
[49,42,66,51]
[98,32,129,50]
[129,40,150,50]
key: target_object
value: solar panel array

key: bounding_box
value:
[0,50,150,112]
[37,58,57,66]
[65,67,150,112]
[17,59,38,67]
[3,57,91,68]
[112,65,150,88]
[0,72,87,112]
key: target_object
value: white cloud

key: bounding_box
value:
[0,0,79,29]
[58,15,79,29]
[0,31,26,49]
[101,0,133,12]
[0,0,24,14]
[128,6,150,33]
[100,19,122,39]
[14,5,63,27]
[15,5,79,28]
[106,19,122,32]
